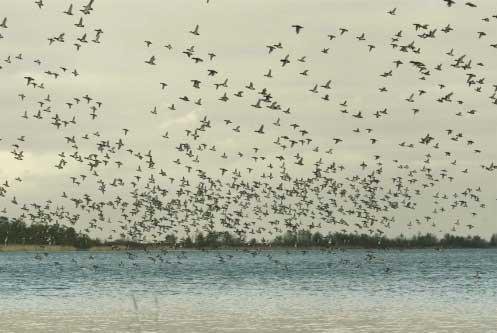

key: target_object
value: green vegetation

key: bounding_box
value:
[0,216,101,249]
[1,216,496,250]
[184,230,497,249]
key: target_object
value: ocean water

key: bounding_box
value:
[0,249,496,332]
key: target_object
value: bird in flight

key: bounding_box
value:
[190,24,200,36]
[280,54,290,66]
[145,56,156,65]
[291,25,303,34]
[63,4,74,15]
[254,125,265,134]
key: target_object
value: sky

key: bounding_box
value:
[0,0,496,241]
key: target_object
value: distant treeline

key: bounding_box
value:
[1,216,497,249]
[177,230,497,249]
[0,217,101,249]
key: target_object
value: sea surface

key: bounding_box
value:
[0,249,496,332]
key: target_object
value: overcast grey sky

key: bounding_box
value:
[0,0,496,240]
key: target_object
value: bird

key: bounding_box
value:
[75,17,85,28]
[145,56,156,65]
[190,25,200,36]
[321,80,332,89]
[63,4,74,15]
[291,25,303,34]
[280,54,290,66]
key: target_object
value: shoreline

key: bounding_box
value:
[1,244,496,253]
[0,245,79,252]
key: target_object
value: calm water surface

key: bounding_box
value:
[0,249,496,332]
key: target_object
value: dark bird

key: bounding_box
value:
[190,25,200,36]
[280,54,290,66]
[145,56,156,65]
[254,125,265,134]
[291,25,303,34]
[63,4,73,15]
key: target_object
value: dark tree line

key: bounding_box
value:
[1,216,496,249]
[0,216,101,249]
[180,230,497,249]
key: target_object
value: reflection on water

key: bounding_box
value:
[0,249,496,332]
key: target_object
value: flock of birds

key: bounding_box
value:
[0,0,496,261]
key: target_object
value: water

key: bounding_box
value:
[0,249,496,332]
